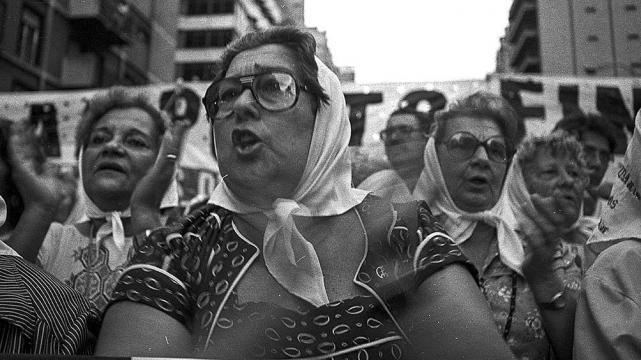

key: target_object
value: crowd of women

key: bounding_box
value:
[0,26,640,359]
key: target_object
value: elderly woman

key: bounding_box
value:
[413,93,584,359]
[95,28,515,359]
[8,88,189,312]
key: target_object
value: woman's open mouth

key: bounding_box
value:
[232,129,262,156]
[467,175,490,188]
[95,161,126,175]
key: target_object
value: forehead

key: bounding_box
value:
[532,148,578,168]
[443,116,503,139]
[387,114,419,128]
[581,130,610,151]
[226,44,299,77]
[92,107,156,136]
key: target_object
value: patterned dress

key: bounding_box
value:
[109,196,475,359]
[480,237,583,360]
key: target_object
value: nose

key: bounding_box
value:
[232,88,259,120]
[102,137,125,156]
[557,169,575,188]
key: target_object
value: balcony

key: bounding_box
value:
[507,1,537,44]
[510,29,541,73]
[67,0,132,46]
[509,0,536,20]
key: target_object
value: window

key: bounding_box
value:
[587,35,599,42]
[584,67,597,75]
[178,29,235,48]
[625,4,637,11]
[182,0,235,15]
[627,33,640,40]
[176,62,219,81]
[16,7,43,66]
[585,6,597,13]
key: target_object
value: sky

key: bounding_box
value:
[305,0,514,84]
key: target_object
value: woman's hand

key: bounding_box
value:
[5,119,73,261]
[130,112,191,234]
[8,119,65,211]
[520,193,567,295]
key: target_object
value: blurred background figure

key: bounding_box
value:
[358,107,432,202]
[552,112,623,217]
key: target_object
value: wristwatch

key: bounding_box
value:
[537,289,568,310]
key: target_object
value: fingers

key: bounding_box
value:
[521,194,560,251]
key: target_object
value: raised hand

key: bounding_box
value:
[130,110,191,234]
[6,118,73,261]
[8,118,65,211]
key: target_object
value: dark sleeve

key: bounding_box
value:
[108,205,219,329]
[361,199,475,301]
[408,201,477,286]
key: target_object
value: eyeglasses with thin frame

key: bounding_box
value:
[379,125,424,143]
[440,131,508,163]
[202,70,307,122]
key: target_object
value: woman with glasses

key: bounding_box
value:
[413,92,580,359]
[96,28,515,359]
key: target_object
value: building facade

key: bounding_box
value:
[497,0,641,76]
[174,0,285,81]
[0,0,178,92]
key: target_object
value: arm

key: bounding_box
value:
[131,113,190,235]
[96,301,192,357]
[5,120,64,262]
[574,241,641,360]
[398,264,515,360]
[520,194,579,360]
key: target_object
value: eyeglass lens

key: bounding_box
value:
[446,132,507,163]
[207,72,298,119]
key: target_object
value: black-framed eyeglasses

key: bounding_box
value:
[379,125,423,143]
[441,131,508,163]
[202,70,307,122]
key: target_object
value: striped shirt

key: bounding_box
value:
[0,254,101,354]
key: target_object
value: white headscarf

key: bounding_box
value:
[413,137,524,273]
[210,58,368,307]
[587,109,641,253]
[77,148,179,252]
[357,169,413,203]
[501,154,594,245]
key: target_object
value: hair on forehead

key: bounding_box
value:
[517,131,587,177]
[213,27,330,109]
[552,112,621,153]
[75,86,165,155]
[433,91,525,158]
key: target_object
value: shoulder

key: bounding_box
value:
[585,239,641,302]
[588,239,641,278]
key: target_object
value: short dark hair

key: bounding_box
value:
[388,107,433,134]
[75,87,165,154]
[209,26,330,117]
[433,91,525,158]
[552,112,620,153]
